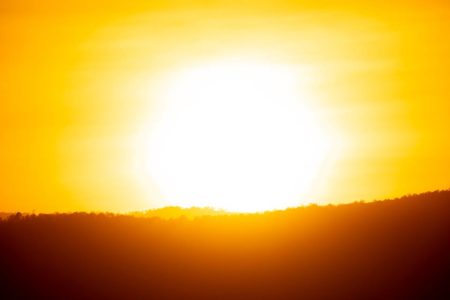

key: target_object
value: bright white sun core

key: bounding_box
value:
[144,59,332,212]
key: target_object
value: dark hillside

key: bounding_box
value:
[1,190,450,299]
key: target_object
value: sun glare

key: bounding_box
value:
[146,59,331,212]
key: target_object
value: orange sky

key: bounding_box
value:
[1,0,449,212]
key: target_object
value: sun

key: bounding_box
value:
[145,59,331,212]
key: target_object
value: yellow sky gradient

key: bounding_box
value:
[1,0,449,212]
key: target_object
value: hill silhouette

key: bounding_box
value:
[1,190,450,299]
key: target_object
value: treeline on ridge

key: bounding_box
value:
[1,190,450,299]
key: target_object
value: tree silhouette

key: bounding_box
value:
[1,190,450,299]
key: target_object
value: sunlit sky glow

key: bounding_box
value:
[1,0,449,212]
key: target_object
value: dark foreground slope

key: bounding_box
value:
[1,191,450,300]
